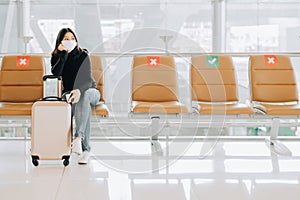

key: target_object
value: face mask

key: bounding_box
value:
[62,40,77,52]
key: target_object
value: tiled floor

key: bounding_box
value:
[1,139,300,200]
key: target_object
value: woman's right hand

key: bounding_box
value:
[68,89,81,103]
[58,43,68,52]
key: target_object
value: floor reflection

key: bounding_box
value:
[1,140,300,200]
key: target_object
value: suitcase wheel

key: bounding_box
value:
[62,155,70,166]
[32,156,39,166]
[63,159,69,166]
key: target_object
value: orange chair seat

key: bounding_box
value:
[196,103,254,115]
[132,101,188,114]
[0,102,33,116]
[254,103,300,115]
[93,103,109,116]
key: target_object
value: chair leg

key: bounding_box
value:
[265,118,292,156]
[150,116,163,154]
[270,118,280,141]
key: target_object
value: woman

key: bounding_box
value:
[51,28,100,164]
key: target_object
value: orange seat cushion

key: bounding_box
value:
[132,101,188,114]
[196,103,254,115]
[254,103,300,115]
[0,103,33,116]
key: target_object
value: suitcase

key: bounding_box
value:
[31,97,72,166]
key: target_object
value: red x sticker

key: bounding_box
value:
[264,55,278,67]
[147,56,160,67]
[16,56,30,68]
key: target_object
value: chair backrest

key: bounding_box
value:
[90,54,105,102]
[249,55,298,103]
[132,55,179,102]
[191,55,238,102]
[0,55,44,102]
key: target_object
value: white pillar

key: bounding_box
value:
[212,0,226,52]
[22,0,33,53]
[22,0,30,37]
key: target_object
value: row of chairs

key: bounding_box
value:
[130,54,300,156]
[0,54,300,117]
[0,54,299,155]
[132,54,300,117]
[0,55,108,116]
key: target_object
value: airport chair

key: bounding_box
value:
[0,55,44,116]
[131,55,187,114]
[249,54,300,155]
[191,55,253,115]
[90,54,109,117]
[131,55,188,152]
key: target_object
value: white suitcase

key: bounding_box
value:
[31,97,72,166]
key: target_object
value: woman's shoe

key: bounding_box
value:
[71,137,83,155]
[78,151,90,164]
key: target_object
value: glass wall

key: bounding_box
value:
[1,0,300,54]
[226,0,300,52]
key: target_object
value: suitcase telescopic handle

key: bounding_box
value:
[42,96,63,101]
[43,75,62,81]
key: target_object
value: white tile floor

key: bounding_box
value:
[1,139,300,200]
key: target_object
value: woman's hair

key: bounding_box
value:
[51,28,82,55]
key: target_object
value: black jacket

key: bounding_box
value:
[51,48,97,94]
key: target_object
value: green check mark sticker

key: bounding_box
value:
[206,56,219,68]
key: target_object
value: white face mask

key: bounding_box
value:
[62,40,77,52]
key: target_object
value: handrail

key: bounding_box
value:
[2,52,300,57]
